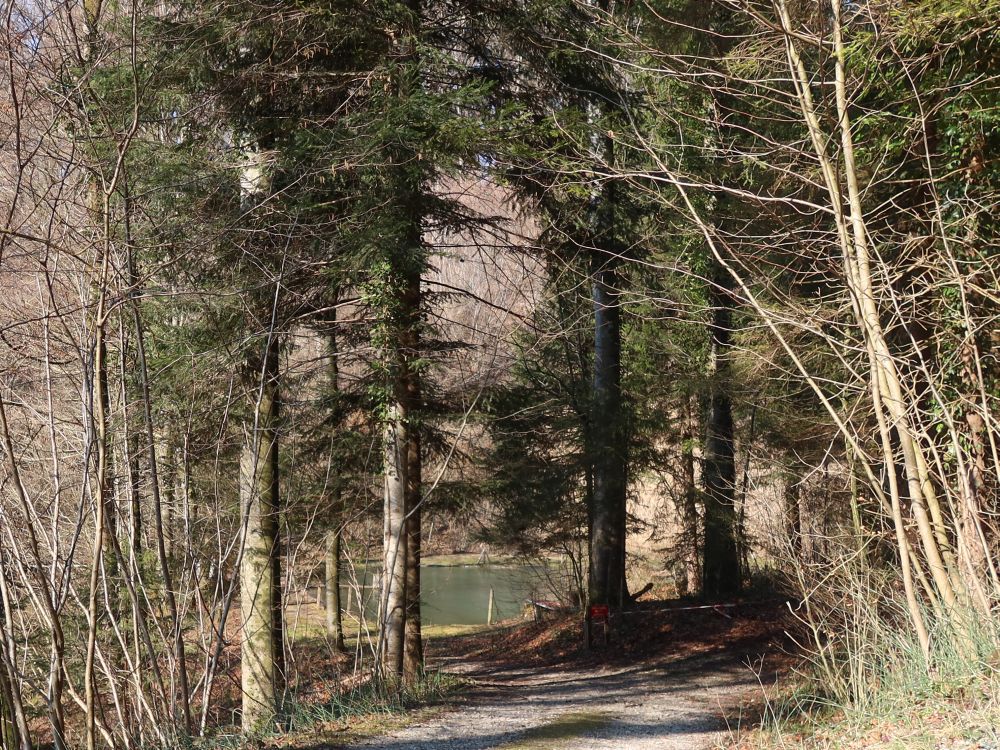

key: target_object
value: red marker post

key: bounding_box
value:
[586,604,611,648]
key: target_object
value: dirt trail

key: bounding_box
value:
[351,649,760,750]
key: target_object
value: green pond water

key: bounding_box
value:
[343,563,563,626]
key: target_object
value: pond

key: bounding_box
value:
[343,561,566,626]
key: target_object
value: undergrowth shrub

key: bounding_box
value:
[762,537,1000,744]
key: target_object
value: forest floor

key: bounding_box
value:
[278,599,794,750]
[277,596,1000,750]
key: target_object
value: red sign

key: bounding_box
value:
[589,604,610,621]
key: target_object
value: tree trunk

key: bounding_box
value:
[324,321,347,652]
[382,399,408,679]
[785,467,803,561]
[403,414,423,682]
[0,395,65,748]
[680,396,701,596]
[325,531,346,651]
[588,246,628,611]
[0,670,20,750]
[85,194,114,750]
[702,269,741,597]
[380,264,420,681]
[160,439,177,569]
[401,267,424,682]
[0,561,30,750]
[239,338,283,731]
[381,0,424,681]
[125,424,142,569]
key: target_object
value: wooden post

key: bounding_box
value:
[487,587,495,625]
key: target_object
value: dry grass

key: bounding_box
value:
[730,676,1000,750]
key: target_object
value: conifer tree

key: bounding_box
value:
[492,0,644,614]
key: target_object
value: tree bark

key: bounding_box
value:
[85,194,113,750]
[379,0,426,681]
[239,338,283,730]
[382,399,408,679]
[401,264,424,682]
[403,412,423,682]
[325,531,346,651]
[696,1,743,600]
[680,396,701,595]
[588,244,628,611]
[0,558,30,750]
[0,668,20,750]
[325,325,347,652]
[701,269,741,596]
[380,264,420,681]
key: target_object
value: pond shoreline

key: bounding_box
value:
[339,554,568,627]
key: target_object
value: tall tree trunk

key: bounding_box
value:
[403,412,423,682]
[160,439,177,569]
[125,422,142,569]
[702,269,741,596]
[84,193,114,750]
[325,323,346,652]
[325,531,346,651]
[588,245,628,611]
[239,338,283,730]
[377,227,418,682]
[696,1,742,600]
[585,17,629,609]
[382,399,408,679]
[381,0,424,681]
[680,396,701,596]
[402,267,423,682]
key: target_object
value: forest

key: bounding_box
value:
[0,0,997,748]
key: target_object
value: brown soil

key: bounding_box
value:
[438,596,800,676]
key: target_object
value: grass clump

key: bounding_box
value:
[735,551,1000,750]
[179,672,462,749]
[286,669,462,731]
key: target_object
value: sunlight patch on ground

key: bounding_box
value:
[498,711,613,749]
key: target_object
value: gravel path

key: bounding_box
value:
[351,649,757,750]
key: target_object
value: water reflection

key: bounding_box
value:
[343,563,564,626]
